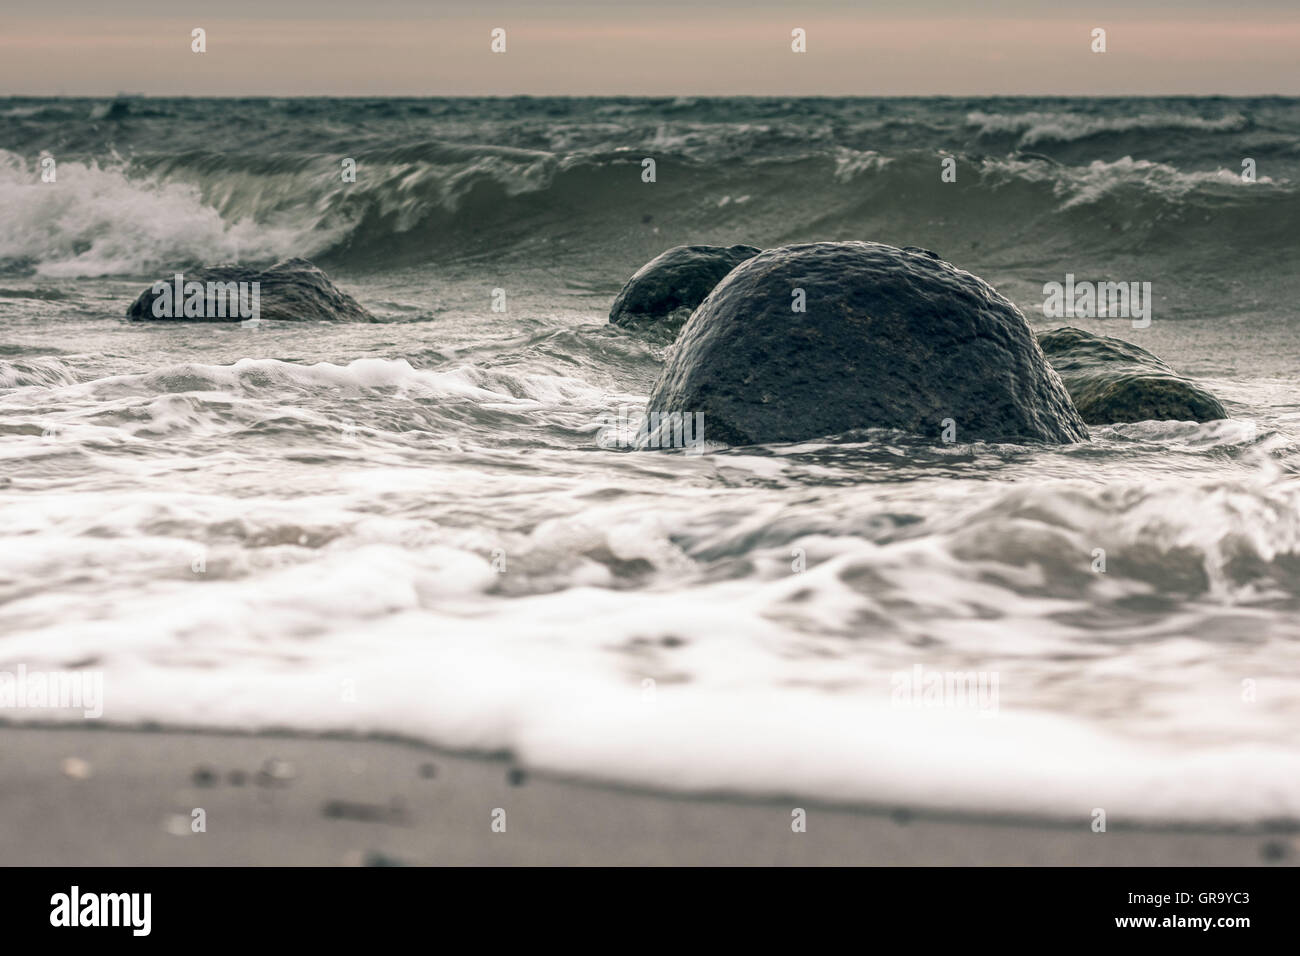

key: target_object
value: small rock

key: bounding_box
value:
[1036,327,1227,424]
[609,244,761,336]
[419,762,438,779]
[192,765,219,787]
[507,767,527,787]
[125,257,374,323]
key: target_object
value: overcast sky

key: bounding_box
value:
[2,0,1298,96]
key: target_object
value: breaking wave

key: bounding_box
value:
[1,141,1293,278]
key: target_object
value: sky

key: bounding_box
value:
[2,0,1298,96]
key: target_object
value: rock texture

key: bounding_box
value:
[609,244,761,335]
[126,258,373,322]
[1035,327,1227,424]
[643,241,1089,446]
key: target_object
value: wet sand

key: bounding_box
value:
[2,725,1296,866]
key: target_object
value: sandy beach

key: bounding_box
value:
[1,724,1294,866]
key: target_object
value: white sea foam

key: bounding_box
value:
[832,147,893,182]
[0,151,323,277]
[979,154,1276,209]
[966,110,1248,145]
[3,349,1300,822]
[3,524,1299,822]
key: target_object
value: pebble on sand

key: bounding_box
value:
[322,798,410,825]
[257,757,297,787]
[60,756,92,780]
[1260,840,1289,862]
[343,849,411,867]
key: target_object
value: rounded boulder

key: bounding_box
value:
[609,244,761,335]
[643,241,1089,446]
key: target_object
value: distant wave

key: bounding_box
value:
[0,136,1294,277]
[966,110,1249,146]
[977,154,1279,208]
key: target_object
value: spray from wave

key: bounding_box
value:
[0,151,330,277]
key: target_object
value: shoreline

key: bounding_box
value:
[2,724,1295,866]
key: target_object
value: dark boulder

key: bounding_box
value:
[1035,327,1227,424]
[643,241,1089,446]
[126,258,373,322]
[609,244,761,335]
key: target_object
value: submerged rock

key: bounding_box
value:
[644,241,1089,446]
[609,244,761,335]
[1035,327,1227,424]
[191,765,219,787]
[126,257,374,322]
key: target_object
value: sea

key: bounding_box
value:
[2,96,1298,823]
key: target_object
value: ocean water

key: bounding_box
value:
[2,96,1299,823]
